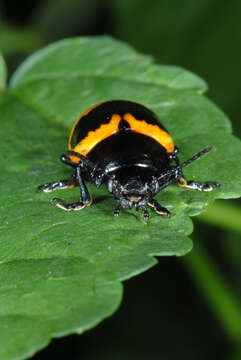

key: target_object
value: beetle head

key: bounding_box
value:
[106,167,160,216]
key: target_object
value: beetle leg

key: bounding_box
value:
[178,176,221,192]
[37,179,76,193]
[60,154,77,168]
[148,199,171,218]
[114,205,121,217]
[67,150,95,169]
[50,166,93,211]
[50,198,91,211]
[143,209,149,222]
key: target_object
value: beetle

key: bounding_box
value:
[38,100,220,221]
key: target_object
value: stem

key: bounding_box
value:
[184,241,241,344]
[197,200,241,234]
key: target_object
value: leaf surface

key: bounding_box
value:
[0,36,240,359]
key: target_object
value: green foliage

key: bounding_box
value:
[10,36,207,92]
[185,242,241,344]
[0,36,240,359]
[111,1,241,350]
[198,200,241,233]
[31,0,100,42]
[0,18,42,57]
[111,0,241,138]
[0,50,6,91]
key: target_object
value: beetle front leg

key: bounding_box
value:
[178,176,220,192]
[148,199,171,218]
[51,166,93,211]
[38,179,76,192]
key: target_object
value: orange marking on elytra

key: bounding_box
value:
[68,103,105,152]
[69,114,122,161]
[123,113,174,153]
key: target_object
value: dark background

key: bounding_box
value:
[0,1,240,359]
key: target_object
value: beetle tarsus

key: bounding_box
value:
[50,197,89,211]
[178,177,221,191]
[143,209,149,221]
[114,206,121,217]
[37,180,75,193]
[148,199,171,218]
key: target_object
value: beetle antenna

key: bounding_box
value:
[181,147,216,168]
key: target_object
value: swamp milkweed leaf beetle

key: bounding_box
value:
[38,100,220,221]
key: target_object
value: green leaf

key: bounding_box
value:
[198,200,241,234]
[0,18,42,56]
[0,36,240,359]
[0,50,7,91]
[10,36,207,92]
[31,0,101,42]
[111,0,241,139]
[111,0,214,60]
